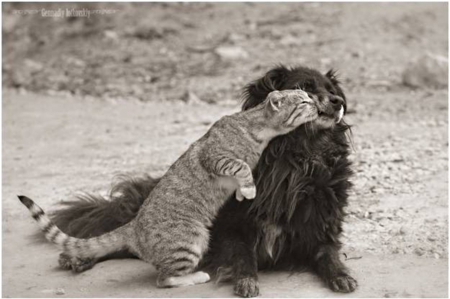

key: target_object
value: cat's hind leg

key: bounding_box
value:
[154,242,209,288]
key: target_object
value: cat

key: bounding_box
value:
[19,89,318,288]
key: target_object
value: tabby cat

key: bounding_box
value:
[19,89,318,288]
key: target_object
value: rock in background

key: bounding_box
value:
[402,52,448,89]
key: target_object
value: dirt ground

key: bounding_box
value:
[2,89,448,297]
[2,2,448,298]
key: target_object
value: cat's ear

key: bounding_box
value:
[268,94,282,112]
[266,91,284,113]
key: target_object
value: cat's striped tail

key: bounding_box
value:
[18,195,131,259]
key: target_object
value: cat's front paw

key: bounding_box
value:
[240,185,256,200]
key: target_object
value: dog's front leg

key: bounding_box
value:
[231,243,260,298]
[312,244,358,293]
[205,205,260,297]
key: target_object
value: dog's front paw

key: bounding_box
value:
[234,277,260,297]
[328,274,357,293]
[239,185,256,200]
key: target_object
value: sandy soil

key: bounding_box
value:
[2,89,448,297]
[2,2,448,298]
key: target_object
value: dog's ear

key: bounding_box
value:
[325,69,344,98]
[242,66,290,111]
[325,69,340,85]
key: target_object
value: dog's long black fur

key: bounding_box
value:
[49,65,357,297]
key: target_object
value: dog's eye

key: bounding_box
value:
[298,82,313,91]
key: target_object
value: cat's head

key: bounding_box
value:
[243,65,346,130]
[263,89,318,133]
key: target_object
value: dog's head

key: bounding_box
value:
[242,65,347,130]
[244,66,352,224]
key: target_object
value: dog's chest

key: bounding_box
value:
[257,221,286,263]
[256,187,344,262]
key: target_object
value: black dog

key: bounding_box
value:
[49,65,357,297]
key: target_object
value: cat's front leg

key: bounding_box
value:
[212,157,256,201]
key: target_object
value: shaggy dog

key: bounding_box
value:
[49,65,357,297]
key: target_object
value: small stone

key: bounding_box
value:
[414,248,424,256]
[434,253,440,259]
[24,59,43,73]
[215,46,249,61]
[351,51,362,58]
[427,235,437,242]
[228,33,246,43]
[181,91,202,104]
[104,30,119,42]
[55,288,65,295]
[66,56,86,68]
[280,35,302,46]
[353,208,362,215]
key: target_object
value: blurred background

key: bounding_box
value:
[3,2,448,101]
[3,2,448,297]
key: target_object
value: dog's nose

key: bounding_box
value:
[329,95,344,110]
